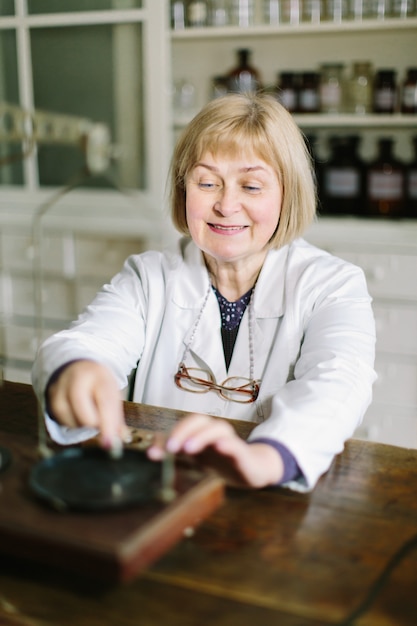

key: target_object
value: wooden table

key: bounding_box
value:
[0,380,416,626]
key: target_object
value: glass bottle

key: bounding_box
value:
[302,0,324,22]
[325,0,349,21]
[406,136,417,218]
[319,63,345,114]
[227,49,262,94]
[211,75,229,99]
[373,70,397,114]
[401,68,417,114]
[390,0,416,17]
[348,61,373,115]
[231,0,255,26]
[276,72,299,113]
[321,135,366,215]
[299,72,320,113]
[305,134,323,204]
[210,0,230,26]
[366,138,406,218]
[171,0,186,29]
[281,0,301,23]
[187,0,208,26]
[263,0,281,23]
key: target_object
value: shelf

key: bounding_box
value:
[293,114,417,128]
[173,113,417,130]
[171,17,417,39]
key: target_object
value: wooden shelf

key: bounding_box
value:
[171,17,417,39]
[173,113,417,130]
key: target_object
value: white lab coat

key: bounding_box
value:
[32,237,376,491]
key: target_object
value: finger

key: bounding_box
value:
[93,381,125,449]
[167,414,234,455]
[146,432,168,461]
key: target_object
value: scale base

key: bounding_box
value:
[0,431,224,583]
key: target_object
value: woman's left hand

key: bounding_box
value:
[147,413,284,488]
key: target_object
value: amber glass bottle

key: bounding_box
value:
[321,135,365,215]
[276,72,299,113]
[406,136,417,218]
[366,138,406,218]
[401,68,417,114]
[227,48,262,94]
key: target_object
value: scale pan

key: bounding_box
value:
[0,445,12,473]
[29,447,162,512]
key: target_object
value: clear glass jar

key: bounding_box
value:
[171,0,186,29]
[280,0,301,23]
[348,61,373,114]
[390,0,416,17]
[231,0,254,26]
[263,0,281,23]
[187,0,209,26]
[210,0,230,26]
[325,0,349,21]
[319,63,345,114]
[302,0,324,22]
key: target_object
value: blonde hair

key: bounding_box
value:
[170,93,317,249]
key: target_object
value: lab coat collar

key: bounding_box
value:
[173,239,288,380]
[172,238,288,319]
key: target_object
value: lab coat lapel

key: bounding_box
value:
[174,240,289,381]
[172,241,227,379]
[228,246,288,379]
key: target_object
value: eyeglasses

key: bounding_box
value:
[175,362,260,404]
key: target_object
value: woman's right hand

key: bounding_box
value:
[46,360,129,450]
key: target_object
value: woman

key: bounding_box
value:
[32,93,376,492]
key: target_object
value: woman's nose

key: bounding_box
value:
[214,187,241,215]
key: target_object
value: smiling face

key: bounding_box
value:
[185,151,282,275]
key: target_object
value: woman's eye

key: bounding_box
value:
[243,184,261,193]
[198,181,217,189]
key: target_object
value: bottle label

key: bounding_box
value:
[409,171,417,199]
[369,171,403,200]
[320,84,342,110]
[375,88,396,111]
[279,89,297,110]
[230,71,258,94]
[188,1,207,25]
[403,85,417,109]
[325,168,359,197]
[300,89,319,111]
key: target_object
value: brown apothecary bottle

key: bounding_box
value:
[366,138,406,218]
[227,48,262,94]
[401,68,417,114]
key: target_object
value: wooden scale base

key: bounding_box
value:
[0,430,224,583]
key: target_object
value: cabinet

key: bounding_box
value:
[170,13,417,165]
[169,8,417,448]
[305,217,417,449]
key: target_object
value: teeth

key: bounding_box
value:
[213,225,244,231]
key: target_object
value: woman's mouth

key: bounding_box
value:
[208,223,247,233]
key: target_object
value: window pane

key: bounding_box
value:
[27,0,142,13]
[31,23,144,189]
[0,0,15,15]
[0,30,24,186]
